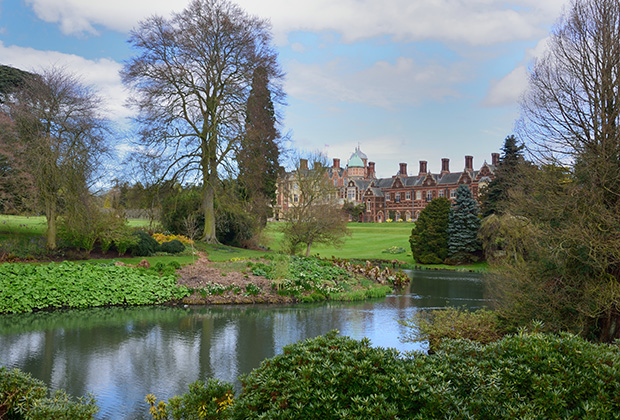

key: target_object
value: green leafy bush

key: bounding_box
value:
[0,367,98,419]
[146,379,233,420]
[400,307,506,351]
[232,331,620,419]
[159,239,185,254]
[130,230,160,257]
[244,283,261,296]
[234,331,409,419]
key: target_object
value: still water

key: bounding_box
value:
[0,269,485,420]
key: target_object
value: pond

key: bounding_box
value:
[0,269,486,420]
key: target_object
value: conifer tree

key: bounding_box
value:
[238,66,281,227]
[480,135,524,217]
[409,197,451,264]
[447,184,481,263]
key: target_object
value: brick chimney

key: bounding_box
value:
[300,158,308,170]
[367,162,376,178]
[441,158,450,175]
[333,158,340,169]
[491,153,499,167]
[465,155,473,171]
[419,160,427,176]
[399,163,407,176]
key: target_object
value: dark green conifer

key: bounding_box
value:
[409,197,451,264]
[480,135,525,217]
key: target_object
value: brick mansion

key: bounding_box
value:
[274,146,498,223]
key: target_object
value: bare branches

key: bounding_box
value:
[122,0,283,242]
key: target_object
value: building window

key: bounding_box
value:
[395,192,400,203]
[438,190,444,198]
[450,189,456,199]
[367,199,371,212]
[406,191,411,200]
[416,191,422,200]
[395,211,401,221]
[334,179,338,186]
[294,194,299,203]
[426,191,433,202]
[386,193,390,201]
[347,188,356,200]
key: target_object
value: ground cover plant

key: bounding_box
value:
[142,330,620,419]
[0,261,189,314]
[178,254,393,305]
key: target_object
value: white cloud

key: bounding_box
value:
[24,0,566,46]
[482,66,529,107]
[286,56,465,109]
[0,42,129,120]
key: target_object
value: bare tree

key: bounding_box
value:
[280,154,349,257]
[499,0,620,341]
[122,0,283,243]
[520,0,620,194]
[6,67,108,249]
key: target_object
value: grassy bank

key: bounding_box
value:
[264,222,414,259]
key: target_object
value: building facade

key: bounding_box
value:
[275,146,498,222]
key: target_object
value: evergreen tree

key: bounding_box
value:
[447,184,481,263]
[409,197,451,264]
[237,66,281,227]
[480,135,525,217]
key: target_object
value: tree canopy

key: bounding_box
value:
[491,0,620,342]
[122,0,283,243]
[447,184,481,263]
[480,135,525,218]
[409,197,451,264]
[3,67,108,249]
[280,156,349,257]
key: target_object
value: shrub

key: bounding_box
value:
[234,331,407,419]
[232,331,620,419]
[400,307,506,352]
[159,239,185,254]
[0,367,98,419]
[146,379,233,420]
[130,230,160,257]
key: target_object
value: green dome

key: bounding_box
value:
[348,153,364,168]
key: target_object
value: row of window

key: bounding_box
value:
[384,189,457,202]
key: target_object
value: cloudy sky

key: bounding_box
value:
[0,0,567,178]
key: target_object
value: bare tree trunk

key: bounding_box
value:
[45,199,57,250]
[202,181,218,244]
[305,242,312,257]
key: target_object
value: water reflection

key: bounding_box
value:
[0,269,486,420]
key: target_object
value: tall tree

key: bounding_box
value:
[409,197,451,264]
[494,0,620,341]
[280,155,348,257]
[5,67,108,249]
[237,66,281,227]
[122,0,283,243]
[447,184,481,263]
[480,135,525,218]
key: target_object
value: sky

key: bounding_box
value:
[0,0,568,178]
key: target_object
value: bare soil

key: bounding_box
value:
[175,253,295,305]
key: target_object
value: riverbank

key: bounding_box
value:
[0,252,398,314]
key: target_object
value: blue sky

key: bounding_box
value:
[0,0,566,178]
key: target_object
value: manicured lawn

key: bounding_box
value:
[0,215,47,237]
[264,222,414,261]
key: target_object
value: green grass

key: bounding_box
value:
[0,215,47,237]
[264,222,415,260]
